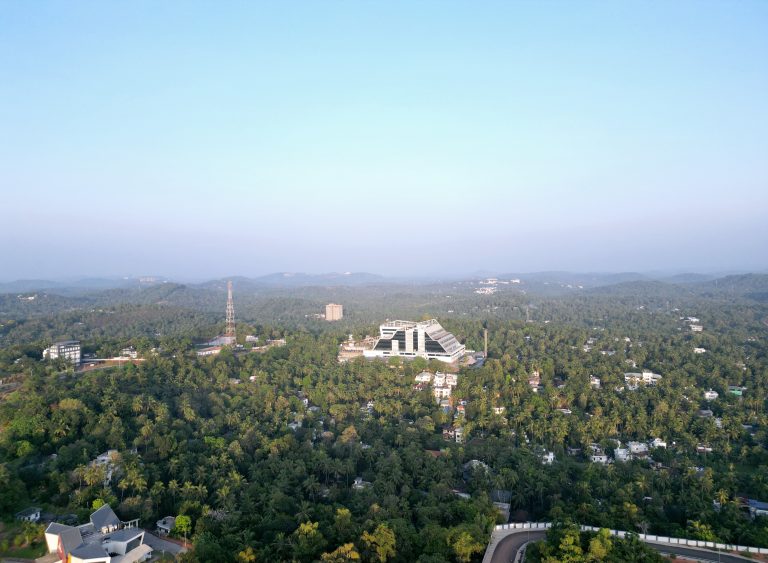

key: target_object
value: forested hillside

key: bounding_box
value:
[0,275,767,561]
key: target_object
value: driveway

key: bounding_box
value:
[142,531,188,556]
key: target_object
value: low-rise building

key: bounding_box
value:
[15,507,41,522]
[614,448,630,462]
[748,499,768,519]
[156,516,175,536]
[624,370,662,389]
[649,438,667,449]
[337,335,376,362]
[196,346,222,357]
[43,340,81,365]
[352,477,372,490]
[119,347,138,359]
[704,389,719,401]
[414,371,433,383]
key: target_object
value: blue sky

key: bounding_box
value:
[1,1,766,279]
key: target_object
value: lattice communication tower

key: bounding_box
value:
[225,280,235,343]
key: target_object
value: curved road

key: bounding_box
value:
[491,531,545,562]
[491,532,753,563]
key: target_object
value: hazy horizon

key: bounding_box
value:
[2,1,767,280]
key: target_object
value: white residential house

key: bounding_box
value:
[614,448,630,462]
[693,347,706,354]
[433,372,446,387]
[690,324,704,332]
[590,376,601,389]
[624,370,662,389]
[119,347,138,359]
[433,386,452,400]
[649,438,667,449]
[493,406,505,415]
[414,371,433,383]
[444,373,458,387]
[352,477,372,490]
[628,441,649,455]
[704,389,719,401]
[541,451,555,465]
[591,454,609,464]
[156,516,175,536]
[454,427,464,444]
[15,507,41,522]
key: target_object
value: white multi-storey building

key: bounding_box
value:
[43,340,81,365]
[363,319,465,363]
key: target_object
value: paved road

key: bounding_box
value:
[490,533,753,563]
[491,531,545,562]
[142,532,188,556]
[650,542,753,563]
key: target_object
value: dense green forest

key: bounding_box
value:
[1,274,767,561]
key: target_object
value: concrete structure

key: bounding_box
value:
[325,303,343,321]
[364,319,465,363]
[43,340,81,365]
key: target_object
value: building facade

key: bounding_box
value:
[363,319,465,363]
[43,340,81,365]
[326,303,343,321]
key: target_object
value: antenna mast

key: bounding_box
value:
[225,280,236,344]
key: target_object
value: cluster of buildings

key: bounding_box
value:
[681,315,704,332]
[43,504,151,563]
[42,341,143,368]
[413,370,458,408]
[585,438,667,465]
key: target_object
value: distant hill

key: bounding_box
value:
[694,274,768,301]
[0,277,157,294]
[197,272,387,290]
[496,271,649,290]
[661,273,717,284]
